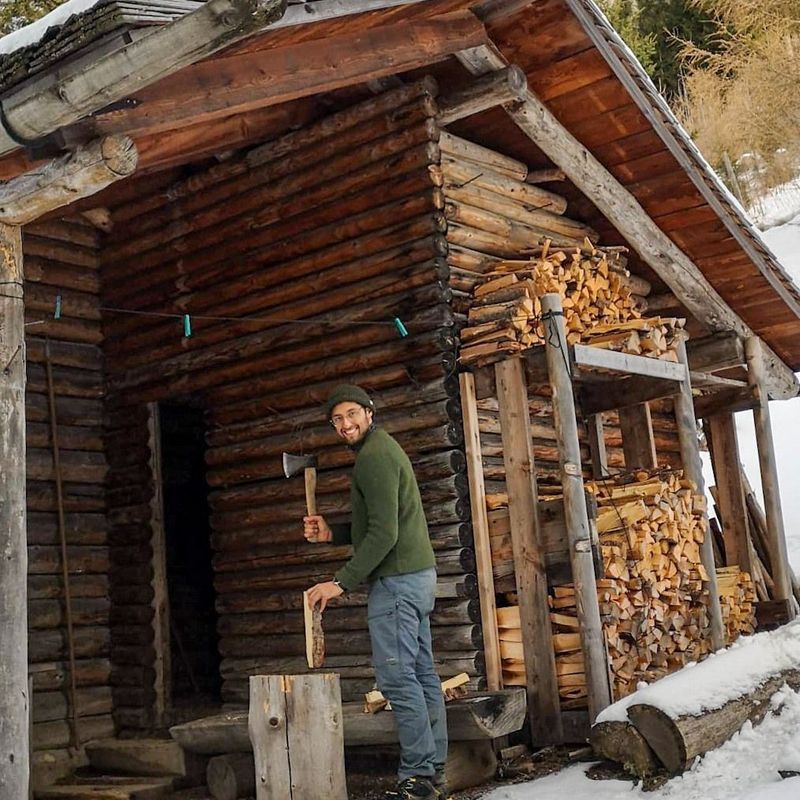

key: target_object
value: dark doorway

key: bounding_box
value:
[159,403,221,708]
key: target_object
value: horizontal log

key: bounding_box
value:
[29,626,111,662]
[29,597,110,629]
[32,686,113,724]
[29,658,111,692]
[28,574,108,601]
[439,131,527,181]
[25,338,102,371]
[201,354,448,425]
[112,277,451,402]
[437,66,527,126]
[0,136,138,225]
[218,625,482,658]
[32,714,114,751]
[206,378,456,448]
[104,116,439,269]
[27,449,108,484]
[26,512,106,547]
[170,690,525,754]
[26,393,103,427]
[26,422,104,452]
[219,651,484,682]
[628,668,800,774]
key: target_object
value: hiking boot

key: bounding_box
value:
[384,776,437,800]
[433,772,452,800]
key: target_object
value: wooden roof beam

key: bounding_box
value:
[456,43,799,400]
[0,0,286,158]
[0,136,137,225]
[85,11,487,137]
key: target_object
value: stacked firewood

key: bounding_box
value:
[582,317,685,362]
[459,249,644,365]
[588,470,712,698]
[717,566,757,643]
[494,470,717,703]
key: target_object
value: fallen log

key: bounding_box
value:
[627,669,800,774]
[590,720,659,777]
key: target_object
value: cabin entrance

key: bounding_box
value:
[157,402,221,718]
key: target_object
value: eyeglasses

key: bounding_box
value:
[331,408,367,428]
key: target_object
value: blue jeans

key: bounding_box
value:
[367,567,448,781]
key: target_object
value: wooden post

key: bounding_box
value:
[249,674,347,800]
[459,372,503,691]
[586,413,609,478]
[494,358,563,743]
[0,222,28,798]
[541,293,612,719]
[618,403,658,470]
[674,338,724,650]
[744,337,795,610]
[704,413,754,574]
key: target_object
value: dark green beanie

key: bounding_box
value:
[324,384,375,420]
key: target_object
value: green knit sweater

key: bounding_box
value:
[331,428,435,590]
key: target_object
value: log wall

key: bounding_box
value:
[98,80,484,716]
[23,218,115,768]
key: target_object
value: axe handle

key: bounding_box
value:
[304,466,317,516]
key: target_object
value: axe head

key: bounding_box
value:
[282,451,317,478]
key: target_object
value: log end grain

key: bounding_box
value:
[590,719,659,777]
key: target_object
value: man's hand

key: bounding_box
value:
[307,580,344,612]
[304,515,332,543]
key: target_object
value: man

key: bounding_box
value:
[305,384,448,800]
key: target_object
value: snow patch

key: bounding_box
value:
[596,620,800,723]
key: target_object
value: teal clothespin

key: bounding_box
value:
[54,294,62,320]
[393,317,408,338]
[183,314,192,338]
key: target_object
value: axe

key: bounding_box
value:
[282,451,318,516]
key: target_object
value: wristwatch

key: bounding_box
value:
[332,577,345,592]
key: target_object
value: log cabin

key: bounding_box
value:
[1,0,799,795]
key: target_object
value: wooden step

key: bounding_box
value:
[35,779,172,800]
[84,739,202,779]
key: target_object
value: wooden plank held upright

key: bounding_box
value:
[494,357,563,744]
[249,674,347,800]
[0,222,28,799]
[540,293,612,720]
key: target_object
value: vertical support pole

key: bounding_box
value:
[704,413,755,574]
[744,337,794,609]
[146,402,171,727]
[249,674,347,800]
[586,413,609,478]
[494,358,562,744]
[674,338,724,650]
[459,372,502,691]
[541,293,612,720]
[618,403,658,470]
[0,222,28,798]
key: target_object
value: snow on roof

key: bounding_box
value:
[596,620,800,723]
[0,0,107,57]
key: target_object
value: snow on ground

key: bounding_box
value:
[484,681,800,800]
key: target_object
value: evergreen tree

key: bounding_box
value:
[596,1,657,77]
